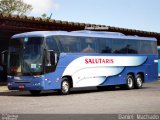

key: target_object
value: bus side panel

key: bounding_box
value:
[157,48,160,77]
[42,53,81,90]
[158,59,160,76]
[101,55,158,86]
[101,75,126,86]
[100,66,145,86]
[144,64,158,82]
[43,67,65,90]
[42,54,158,90]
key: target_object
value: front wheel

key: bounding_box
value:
[29,90,41,96]
[59,78,71,95]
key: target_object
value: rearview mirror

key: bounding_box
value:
[45,50,58,73]
[45,50,57,66]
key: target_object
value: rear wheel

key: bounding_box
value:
[60,78,71,95]
[126,75,134,90]
[134,74,143,89]
[29,90,41,96]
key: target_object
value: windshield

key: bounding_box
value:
[8,37,44,76]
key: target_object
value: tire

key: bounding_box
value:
[29,90,41,96]
[126,74,134,90]
[134,74,143,89]
[60,78,71,95]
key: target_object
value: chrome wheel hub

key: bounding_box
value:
[128,78,133,88]
[62,81,69,93]
[137,77,142,87]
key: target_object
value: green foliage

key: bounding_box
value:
[41,13,52,20]
[0,0,33,15]
[41,13,47,18]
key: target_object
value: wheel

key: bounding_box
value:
[134,74,143,89]
[60,78,71,95]
[126,74,134,90]
[29,90,41,96]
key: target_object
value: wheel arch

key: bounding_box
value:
[127,72,135,78]
[62,75,73,88]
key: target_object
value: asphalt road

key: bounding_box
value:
[0,81,160,114]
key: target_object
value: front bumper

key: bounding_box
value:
[7,76,44,90]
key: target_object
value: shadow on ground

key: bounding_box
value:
[0,85,150,97]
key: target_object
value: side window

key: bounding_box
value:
[112,39,128,54]
[56,39,65,52]
[151,41,157,54]
[127,40,139,54]
[98,38,112,53]
[46,36,59,52]
[81,37,96,53]
[58,36,80,53]
[140,41,156,54]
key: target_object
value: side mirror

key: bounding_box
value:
[44,50,58,73]
[45,50,57,66]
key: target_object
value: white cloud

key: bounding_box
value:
[23,0,60,16]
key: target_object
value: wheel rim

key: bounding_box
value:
[137,77,142,87]
[62,81,69,93]
[128,77,133,88]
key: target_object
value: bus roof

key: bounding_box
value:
[11,30,157,41]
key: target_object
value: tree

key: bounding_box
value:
[41,13,52,20]
[0,0,33,15]
[41,13,47,19]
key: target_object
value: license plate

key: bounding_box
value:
[18,85,25,89]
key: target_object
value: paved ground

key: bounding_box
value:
[0,81,160,114]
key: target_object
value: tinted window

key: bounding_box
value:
[46,36,59,52]
[56,36,97,53]
[57,36,80,53]
[140,41,157,54]
[97,38,112,53]
[53,35,156,55]
[80,37,97,53]
[112,39,128,53]
[150,41,157,54]
[127,40,139,54]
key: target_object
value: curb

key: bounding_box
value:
[0,86,8,92]
[0,82,7,86]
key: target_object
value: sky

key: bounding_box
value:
[23,0,160,33]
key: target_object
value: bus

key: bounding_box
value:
[7,30,158,95]
[157,46,160,77]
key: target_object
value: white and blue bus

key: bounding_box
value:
[7,31,158,95]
